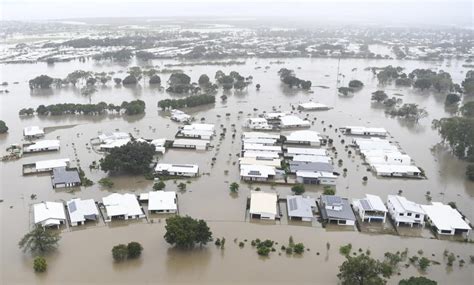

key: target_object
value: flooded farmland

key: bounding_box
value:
[1,57,474,284]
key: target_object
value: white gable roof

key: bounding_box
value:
[24,140,60,151]
[285,130,321,143]
[155,163,199,174]
[67,198,98,224]
[240,164,276,178]
[35,158,70,171]
[102,193,143,217]
[421,202,471,232]
[34,202,66,226]
[280,115,310,127]
[387,195,424,214]
[287,195,316,218]
[24,126,44,136]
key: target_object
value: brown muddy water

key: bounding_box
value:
[1,57,474,284]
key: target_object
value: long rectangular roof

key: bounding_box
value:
[173,139,210,147]
[243,151,280,159]
[421,202,471,232]
[373,164,421,174]
[298,102,329,110]
[242,132,280,140]
[345,126,387,135]
[67,198,98,224]
[243,143,281,152]
[148,191,177,211]
[34,201,66,225]
[280,115,310,127]
[287,195,315,219]
[387,195,424,214]
[35,158,70,171]
[239,157,281,168]
[52,167,81,185]
[240,164,276,178]
[289,161,334,173]
[24,140,60,151]
[182,123,215,132]
[24,126,44,136]
[284,130,321,143]
[286,147,327,156]
[250,191,277,216]
[242,138,278,145]
[155,163,199,174]
[102,193,143,217]
[320,195,356,221]
[292,154,331,163]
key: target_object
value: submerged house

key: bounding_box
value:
[287,195,316,221]
[240,164,276,181]
[66,198,99,226]
[239,157,282,168]
[342,126,388,137]
[23,140,60,153]
[23,158,70,174]
[284,130,322,147]
[150,138,167,153]
[243,118,273,130]
[279,115,311,128]
[23,126,44,139]
[298,102,330,111]
[33,201,66,228]
[352,194,388,223]
[421,202,471,236]
[295,171,337,185]
[249,191,278,220]
[319,195,356,226]
[242,132,280,140]
[285,147,328,157]
[170,109,192,122]
[387,195,425,227]
[51,167,81,188]
[155,163,199,177]
[172,139,210,150]
[148,191,178,214]
[372,164,422,178]
[102,193,145,222]
[289,161,334,174]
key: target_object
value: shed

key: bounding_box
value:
[23,126,44,139]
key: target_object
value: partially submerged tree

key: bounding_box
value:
[112,244,128,262]
[164,216,212,249]
[0,120,8,134]
[18,226,61,254]
[338,254,385,285]
[100,141,156,174]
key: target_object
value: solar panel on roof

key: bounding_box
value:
[69,201,77,212]
[326,195,342,205]
[360,199,372,211]
[248,170,261,175]
[289,198,298,211]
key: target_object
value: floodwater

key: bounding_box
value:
[1,57,474,284]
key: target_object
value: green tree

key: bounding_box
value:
[98,178,114,188]
[418,257,430,271]
[399,276,437,285]
[112,244,128,262]
[460,102,474,117]
[338,254,385,285]
[371,91,388,102]
[445,93,461,105]
[153,180,166,190]
[127,242,143,258]
[122,75,138,85]
[33,256,47,273]
[100,141,156,174]
[164,216,212,249]
[29,75,54,89]
[291,184,305,195]
[149,74,161,84]
[462,70,474,95]
[198,74,210,85]
[434,117,474,161]
[229,182,239,192]
[348,80,364,88]
[339,243,352,256]
[0,120,8,134]
[18,226,61,254]
[323,186,335,195]
[293,243,305,254]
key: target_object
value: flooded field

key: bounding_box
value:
[1,57,474,284]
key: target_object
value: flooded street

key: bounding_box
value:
[1,57,474,284]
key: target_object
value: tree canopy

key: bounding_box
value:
[399,276,437,285]
[29,75,54,89]
[0,120,8,134]
[338,254,385,285]
[167,73,192,93]
[462,70,474,95]
[100,141,156,174]
[371,90,388,102]
[348,80,364,88]
[164,216,213,249]
[149,74,161,84]
[158,94,215,110]
[18,226,61,254]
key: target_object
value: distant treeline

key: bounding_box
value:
[158,94,215,110]
[19,100,145,116]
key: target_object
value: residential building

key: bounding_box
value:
[243,151,280,159]
[155,163,199,177]
[284,130,321,147]
[170,109,192,122]
[23,126,44,139]
[150,138,167,153]
[298,102,330,111]
[243,143,282,154]
[353,194,388,223]
[239,157,282,168]
[23,158,70,174]
[148,191,178,213]
[287,195,316,221]
[421,202,471,236]
[249,191,278,220]
[66,198,99,226]
[243,118,272,130]
[102,193,145,222]
[279,115,310,128]
[295,171,337,185]
[23,140,60,153]
[387,195,425,227]
[342,126,388,137]
[285,147,328,157]
[51,167,81,188]
[289,161,334,174]
[33,201,66,228]
[319,195,356,225]
[172,139,210,150]
[242,132,280,140]
[372,164,422,178]
[292,154,331,163]
[240,164,276,181]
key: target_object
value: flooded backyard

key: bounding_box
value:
[1,57,474,284]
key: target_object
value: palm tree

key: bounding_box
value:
[18,226,61,254]
[229,182,239,192]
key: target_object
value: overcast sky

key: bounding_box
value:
[0,0,472,27]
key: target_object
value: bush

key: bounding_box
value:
[0,120,8,134]
[339,243,352,256]
[291,184,305,195]
[149,75,161,84]
[122,75,138,85]
[348,80,364,88]
[127,242,143,259]
[399,276,437,285]
[112,244,128,262]
[33,256,47,272]
[418,257,430,271]
[98,178,114,188]
[323,186,335,195]
[293,243,305,254]
[257,246,271,256]
[153,180,166,190]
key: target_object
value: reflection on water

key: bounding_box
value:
[1,57,474,284]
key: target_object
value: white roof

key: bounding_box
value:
[35,158,70,170]
[361,149,401,158]
[98,132,130,143]
[34,202,66,226]
[287,147,327,156]
[264,112,288,119]
[182,123,215,132]
[421,202,471,232]
[173,139,210,147]
[296,170,337,179]
[67,198,98,224]
[242,138,278,145]
[24,126,44,136]
[100,138,131,149]
[243,143,281,153]
[155,163,199,174]
[250,191,278,216]
[24,140,60,151]
[171,113,192,122]
[292,154,331,163]
[345,126,387,134]
[280,115,310,127]
[240,164,276,178]
[387,195,424,214]
[287,195,316,218]
[102,193,143,217]
[373,164,421,174]
[242,132,280,140]
[298,102,329,110]
[285,130,321,143]
[239,157,281,167]
[180,129,214,137]
[354,194,387,212]
[246,117,268,123]
[148,191,177,211]
[243,151,280,159]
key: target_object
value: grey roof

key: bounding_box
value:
[320,195,356,221]
[289,161,334,173]
[52,167,81,185]
[287,195,316,218]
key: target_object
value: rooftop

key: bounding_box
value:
[148,191,177,212]
[240,164,276,178]
[284,130,321,143]
[320,195,356,221]
[250,191,278,216]
[35,158,70,170]
[102,193,143,217]
[52,167,81,185]
[287,195,316,219]
[67,198,98,224]
[155,163,199,173]
[421,202,471,232]
[387,195,424,214]
[33,201,66,226]
[354,194,388,212]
